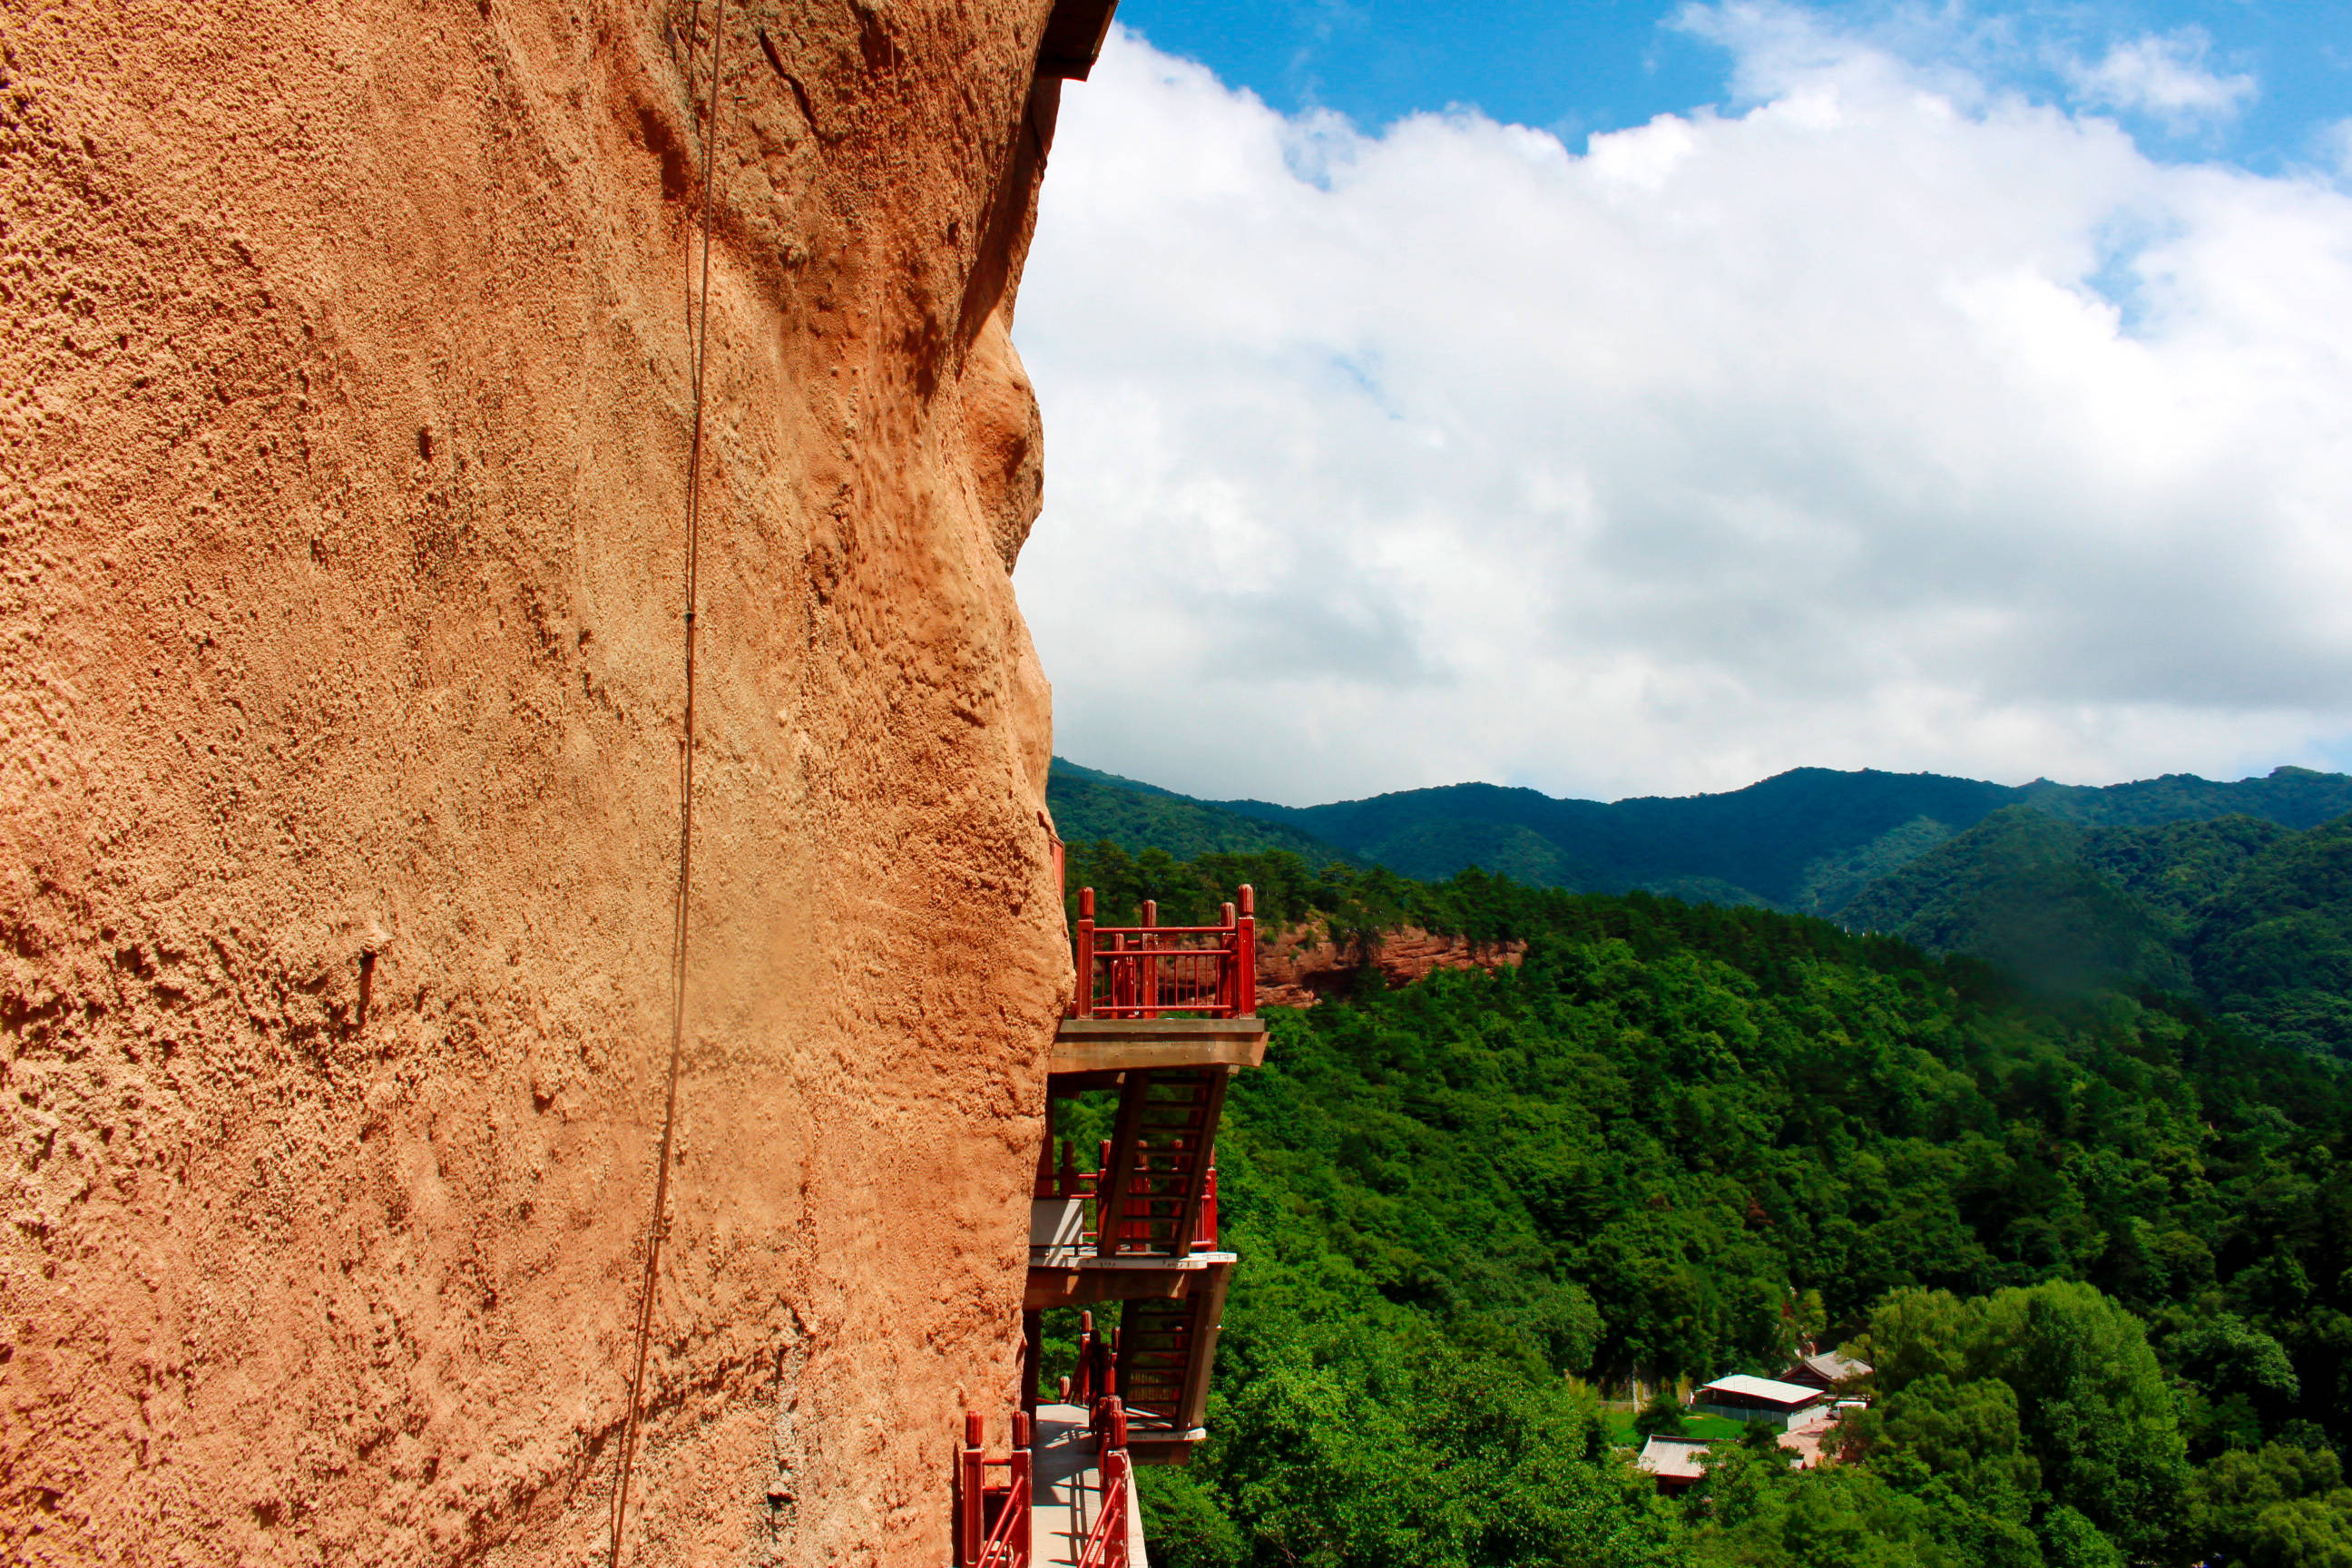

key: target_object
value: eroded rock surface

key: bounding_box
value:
[1257,925,1529,1008]
[0,1,1081,1561]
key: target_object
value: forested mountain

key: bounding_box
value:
[1051,756,2352,910]
[1052,760,2352,1059]
[1840,809,2352,1058]
[1047,758,1354,863]
[2022,772,2352,830]
[1835,808,2283,995]
[2192,818,2352,1058]
[1051,849,2352,1568]
[1212,769,2021,905]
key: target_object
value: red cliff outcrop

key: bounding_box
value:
[1257,925,1528,1008]
[0,1,1089,1561]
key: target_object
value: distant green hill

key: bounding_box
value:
[1212,769,2019,904]
[1045,759,1353,863]
[1210,763,2352,907]
[2192,815,2352,1058]
[1056,757,2352,912]
[1837,807,2287,995]
[2022,769,2352,828]
[1054,757,2352,1056]
[1839,803,2352,1054]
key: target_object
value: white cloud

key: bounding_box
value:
[2322,118,2352,181]
[1011,15,2352,806]
[2064,27,2256,132]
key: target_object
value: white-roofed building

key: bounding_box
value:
[1692,1373,1828,1430]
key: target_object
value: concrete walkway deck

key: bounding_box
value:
[1030,1405,1149,1568]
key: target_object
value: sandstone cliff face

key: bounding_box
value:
[1257,925,1529,1009]
[0,2,1079,1561]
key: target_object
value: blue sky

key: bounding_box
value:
[1116,1,2350,175]
[1013,5,2352,806]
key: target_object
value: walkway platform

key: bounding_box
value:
[1051,1017,1268,1077]
[1031,1405,1150,1568]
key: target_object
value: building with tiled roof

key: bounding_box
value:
[1780,1347,1873,1390]
[1635,1436,1714,1494]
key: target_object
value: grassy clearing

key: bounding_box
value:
[1600,1407,1751,1446]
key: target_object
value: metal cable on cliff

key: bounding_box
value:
[608,2,727,1561]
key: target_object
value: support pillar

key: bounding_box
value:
[1020,1309,1044,1417]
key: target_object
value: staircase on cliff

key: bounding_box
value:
[955,880,1266,1566]
[1024,885,1266,1465]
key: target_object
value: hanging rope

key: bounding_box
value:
[607,2,728,1561]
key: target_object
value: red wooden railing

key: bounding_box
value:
[956,1408,1032,1568]
[1077,1398,1132,1568]
[1038,1141,1220,1254]
[1071,1312,1113,1412]
[1069,887,1256,1019]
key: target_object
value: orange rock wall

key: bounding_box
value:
[1257,925,1528,1008]
[0,1,1076,1561]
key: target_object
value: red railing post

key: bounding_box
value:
[1217,901,1237,1011]
[1125,1149,1153,1247]
[1108,1445,1130,1568]
[1140,900,1158,1016]
[958,1409,985,1568]
[1084,1137,1111,1244]
[1194,1162,1218,1251]
[1010,1410,1034,1568]
[1073,888,1096,1019]
[1076,1396,1132,1568]
[1092,1329,1120,1436]
[1237,884,1257,1016]
[1103,1397,1131,1568]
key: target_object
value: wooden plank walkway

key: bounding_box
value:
[1028,1404,1149,1568]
